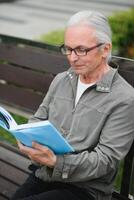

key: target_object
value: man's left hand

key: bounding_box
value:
[17,141,57,168]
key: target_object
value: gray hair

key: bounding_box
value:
[66,10,112,60]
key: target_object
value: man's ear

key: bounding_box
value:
[102,43,112,58]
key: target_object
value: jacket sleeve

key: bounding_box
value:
[43,100,134,183]
[28,72,67,167]
[29,72,66,123]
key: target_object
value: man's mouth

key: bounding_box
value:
[73,65,84,69]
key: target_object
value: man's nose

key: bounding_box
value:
[69,50,79,61]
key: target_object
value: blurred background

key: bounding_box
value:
[0,0,133,58]
[0,0,133,38]
[0,0,133,197]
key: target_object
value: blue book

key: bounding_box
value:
[0,107,74,155]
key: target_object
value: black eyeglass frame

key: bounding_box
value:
[60,43,105,56]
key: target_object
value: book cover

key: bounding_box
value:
[0,107,74,154]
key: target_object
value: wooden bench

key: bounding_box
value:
[0,34,133,200]
[0,33,69,117]
[0,141,31,200]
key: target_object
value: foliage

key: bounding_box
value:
[39,29,65,46]
[108,8,134,58]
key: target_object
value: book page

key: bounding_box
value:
[11,120,50,131]
[0,107,17,130]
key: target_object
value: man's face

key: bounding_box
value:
[64,25,107,77]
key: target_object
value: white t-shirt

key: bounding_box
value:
[75,77,95,106]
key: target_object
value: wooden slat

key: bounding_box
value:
[112,192,130,200]
[0,84,44,113]
[118,70,134,87]
[120,156,133,197]
[0,63,54,92]
[0,142,30,199]
[0,43,69,74]
[0,194,8,200]
[0,144,31,172]
[120,141,134,197]
[0,176,18,199]
[0,161,29,185]
[0,33,59,52]
[111,58,134,72]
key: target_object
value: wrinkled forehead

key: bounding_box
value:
[64,25,98,46]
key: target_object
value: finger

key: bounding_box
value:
[28,155,33,160]
[32,142,51,152]
[18,143,34,156]
[17,140,26,149]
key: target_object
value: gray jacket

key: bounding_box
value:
[31,67,134,200]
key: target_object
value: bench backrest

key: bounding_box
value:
[0,34,134,113]
[0,34,68,113]
[111,57,134,199]
[0,34,134,199]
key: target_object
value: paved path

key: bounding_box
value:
[0,0,133,39]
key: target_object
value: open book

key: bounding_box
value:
[0,107,74,154]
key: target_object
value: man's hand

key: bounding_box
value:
[17,141,57,168]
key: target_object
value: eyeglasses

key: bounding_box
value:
[60,43,104,56]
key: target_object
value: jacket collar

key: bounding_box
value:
[96,67,118,92]
[66,66,118,93]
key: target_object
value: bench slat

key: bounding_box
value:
[0,144,31,172]
[0,161,29,185]
[0,43,68,74]
[0,84,44,113]
[0,176,18,199]
[0,142,30,199]
[0,194,8,200]
[118,70,134,87]
[120,142,134,197]
[0,63,54,93]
